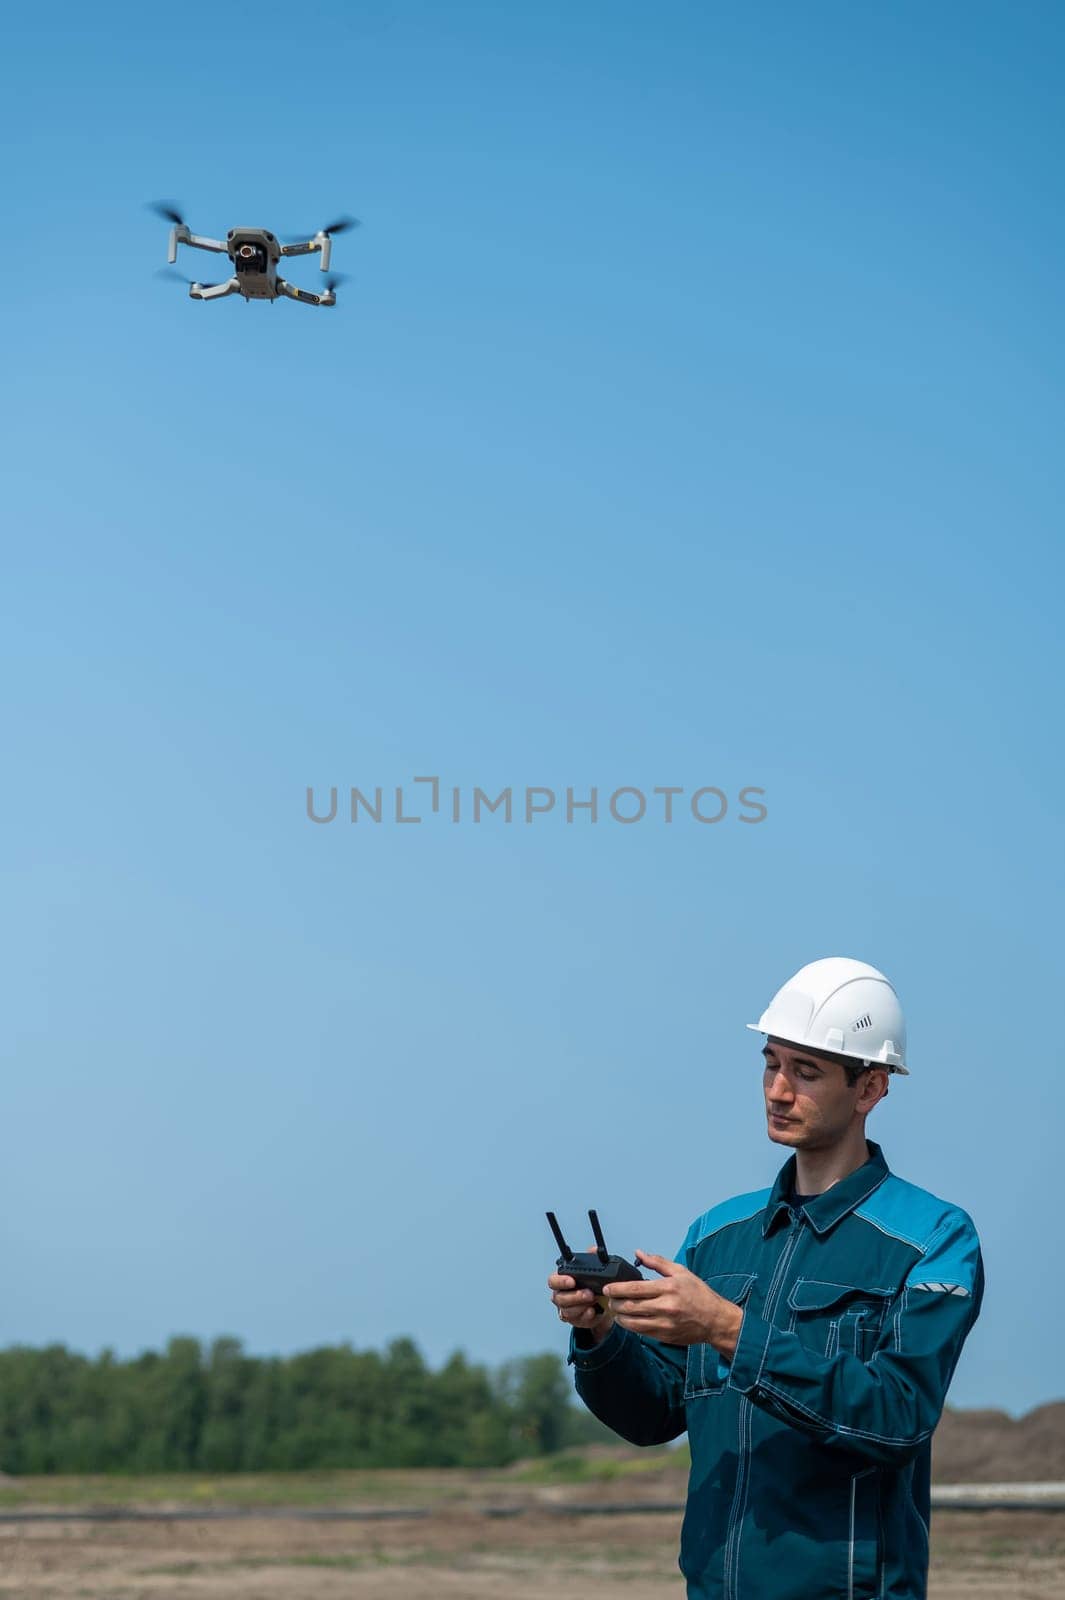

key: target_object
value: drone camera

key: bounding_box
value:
[235,243,267,275]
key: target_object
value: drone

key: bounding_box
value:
[151,203,358,307]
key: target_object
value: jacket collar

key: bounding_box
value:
[761,1139,890,1238]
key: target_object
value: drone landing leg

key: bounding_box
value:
[276,277,335,308]
[280,233,333,270]
[191,278,241,302]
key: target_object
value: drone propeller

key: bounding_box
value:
[283,216,360,243]
[148,200,186,227]
[323,273,348,293]
[155,266,218,289]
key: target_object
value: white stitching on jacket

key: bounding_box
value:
[848,1468,877,1600]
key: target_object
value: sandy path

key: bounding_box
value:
[0,1509,1061,1598]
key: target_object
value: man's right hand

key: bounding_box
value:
[548,1269,615,1344]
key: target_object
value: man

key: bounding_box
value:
[549,957,984,1600]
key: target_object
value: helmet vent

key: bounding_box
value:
[853,1013,873,1031]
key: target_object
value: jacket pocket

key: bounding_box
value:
[786,1278,895,1362]
[684,1273,757,1398]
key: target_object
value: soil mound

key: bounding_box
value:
[933,1400,1065,1481]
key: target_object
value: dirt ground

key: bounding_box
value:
[0,1507,1062,1600]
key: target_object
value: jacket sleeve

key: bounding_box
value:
[564,1231,694,1446]
[567,1321,688,1446]
[725,1209,984,1466]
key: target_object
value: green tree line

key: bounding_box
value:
[0,1337,610,1474]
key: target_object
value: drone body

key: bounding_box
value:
[153,205,357,307]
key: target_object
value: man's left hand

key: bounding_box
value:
[603,1251,745,1357]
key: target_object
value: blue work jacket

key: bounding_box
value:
[568,1140,984,1599]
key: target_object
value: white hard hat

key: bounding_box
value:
[747,957,908,1074]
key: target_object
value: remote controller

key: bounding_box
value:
[546,1209,643,1310]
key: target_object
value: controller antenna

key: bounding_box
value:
[546,1212,574,1262]
[589,1208,610,1265]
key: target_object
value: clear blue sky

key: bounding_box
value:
[2,1,1061,1418]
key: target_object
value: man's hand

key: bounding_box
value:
[548,1258,615,1345]
[548,1270,615,1341]
[602,1250,745,1357]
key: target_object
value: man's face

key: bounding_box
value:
[762,1037,883,1150]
